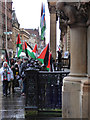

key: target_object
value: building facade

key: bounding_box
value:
[2,1,13,57]
[25,29,44,54]
[12,9,20,56]
[0,1,2,50]
[20,28,30,44]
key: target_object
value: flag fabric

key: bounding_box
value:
[16,34,22,57]
[22,41,25,51]
[5,49,9,64]
[46,52,52,71]
[24,42,29,57]
[25,42,36,60]
[40,3,46,40]
[32,44,38,59]
[37,43,49,66]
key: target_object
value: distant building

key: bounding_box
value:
[2,1,13,57]
[12,10,31,56]
[20,28,30,44]
[25,29,44,54]
[12,9,20,56]
[0,2,2,50]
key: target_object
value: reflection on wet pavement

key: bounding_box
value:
[1,87,62,120]
[1,87,26,119]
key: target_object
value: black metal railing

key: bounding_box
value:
[61,58,70,69]
[53,58,70,71]
[38,71,69,110]
[25,68,69,117]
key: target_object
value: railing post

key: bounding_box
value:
[25,67,39,118]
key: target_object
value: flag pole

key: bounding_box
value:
[44,37,45,47]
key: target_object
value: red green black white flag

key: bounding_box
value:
[37,43,49,66]
[32,44,38,59]
[16,34,22,57]
[24,42,36,60]
[5,49,9,64]
[46,52,52,71]
[23,41,29,57]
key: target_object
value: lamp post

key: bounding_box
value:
[5,0,7,50]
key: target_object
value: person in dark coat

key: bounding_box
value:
[57,49,62,70]
[57,50,62,63]
[13,63,19,87]
[9,58,15,93]
[20,57,28,96]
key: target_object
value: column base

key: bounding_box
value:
[82,79,90,119]
[62,76,88,119]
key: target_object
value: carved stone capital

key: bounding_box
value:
[56,1,90,26]
[48,2,56,14]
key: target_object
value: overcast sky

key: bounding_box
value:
[12,0,49,29]
[12,0,60,46]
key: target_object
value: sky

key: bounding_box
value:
[12,0,60,47]
[12,0,49,29]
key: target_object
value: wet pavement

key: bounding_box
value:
[1,87,26,119]
[0,83,62,120]
[0,87,62,120]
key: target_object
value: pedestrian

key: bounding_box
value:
[57,49,62,63]
[13,62,19,87]
[10,58,15,93]
[57,49,62,70]
[0,62,13,96]
[17,59,23,92]
[20,57,28,96]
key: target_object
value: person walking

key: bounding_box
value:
[17,59,23,92]
[0,62,13,96]
[57,49,62,70]
[20,57,28,96]
[9,58,15,94]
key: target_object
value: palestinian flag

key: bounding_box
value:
[46,52,52,71]
[22,41,25,50]
[5,49,9,64]
[23,42,29,57]
[32,44,38,59]
[25,42,36,60]
[16,34,22,57]
[37,43,49,66]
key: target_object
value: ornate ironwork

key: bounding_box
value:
[25,68,39,108]
[25,68,69,116]
[38,71,69,110]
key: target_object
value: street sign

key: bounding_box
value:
[4,31,12,35]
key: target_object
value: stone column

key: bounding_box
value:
[70,25,87,76]
[48,2,56,60]
[87,16,90,120]
[64,33,67,52]
[62,24,87,118]
[81,23,90,119]
[56,2,89,118]
[67,26,70,52]
[87,25,90,77]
